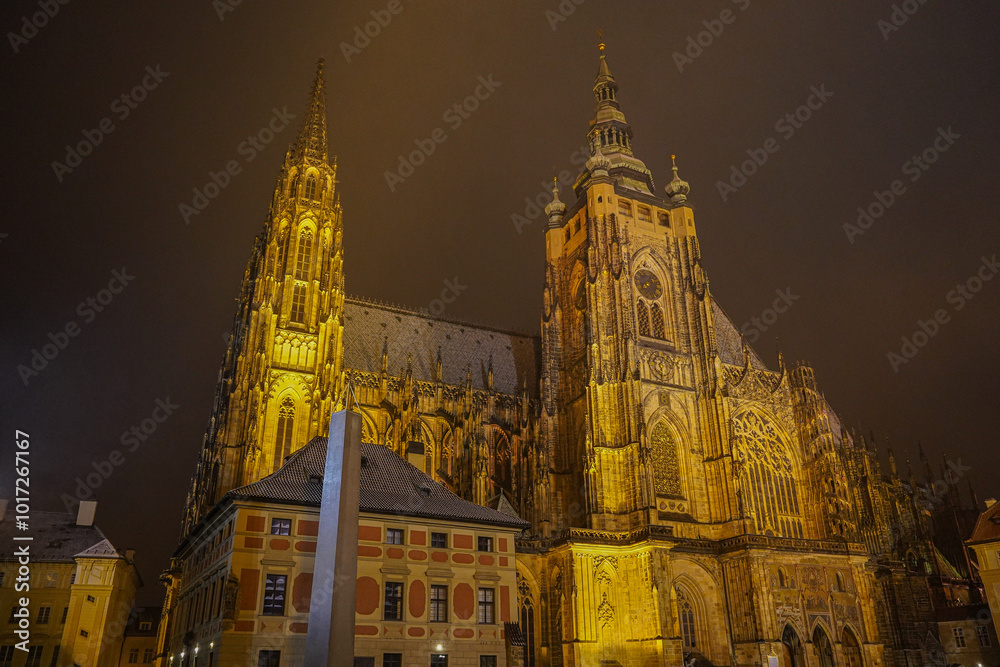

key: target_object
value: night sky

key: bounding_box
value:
[2,1,998,604]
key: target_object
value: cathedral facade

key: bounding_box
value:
[177,47,984,667]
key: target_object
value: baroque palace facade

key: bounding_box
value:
[174,46,989,667]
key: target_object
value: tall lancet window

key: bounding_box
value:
[294,230,313,280]
[290,284,306,323]
[651,303,666,339]
[273,398,295,472]
[304,174,317,200]
[637,301,650,336]
[675,587,697,649]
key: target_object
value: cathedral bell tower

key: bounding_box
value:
[182,61,346,533]
[538,41,713,535]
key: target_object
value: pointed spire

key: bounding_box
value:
[292,59,329,164]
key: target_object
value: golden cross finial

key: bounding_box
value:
[598,30,605,52]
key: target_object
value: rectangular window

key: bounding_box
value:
[262,574,287,616]
[430,585,448,622]
[86,595,96,603]
[477,536,493,552]
[618,201,632,216]
[480,657,497,667]
[431,532,447,548]
[139,621,152,631]
[258,650,281,667]
[80,629,89,638]
[143,648,154,663]
[25,646,43,667]
[382,653,402,667]
[384,582,403,621]
[977,625,991,647]
[61,607,68,624]
[385,528,403,545]
[6,607,15,623]
[128,648,139,663]
[638,206,652,223]
[0,572,4,587]
[270,518,291,535]
[290,284,307,323]
[354,659,375,667]
[478,587,495,624]
[70,573,76,585]
[49,646,59,667]
[36,607,51,624]
[431,656,448,667]
[0,645,13,666]
[954,627,966,648]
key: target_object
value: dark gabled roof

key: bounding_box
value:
[123,606,162,637]
[227,438,529,530]
[342,297,540,395]
[0,510,110,563]
[968,501,1000,544]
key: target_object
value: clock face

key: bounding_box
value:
[635,269,663,299]
[575,281,587,310]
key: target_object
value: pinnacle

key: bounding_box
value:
[292,59,328,163]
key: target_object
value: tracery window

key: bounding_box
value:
[650,421,681,496]
[295,230,313,280]
[676,587,697,649]
[304,174,317,200]
[273,397,295,472]
[733,411,803,538]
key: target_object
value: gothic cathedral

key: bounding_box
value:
[180,46,979,667]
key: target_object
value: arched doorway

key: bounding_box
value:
[842,626,864,667]
[781,624,804,667]
[812,625,834,667]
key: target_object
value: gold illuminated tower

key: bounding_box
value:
[183,61,345,532]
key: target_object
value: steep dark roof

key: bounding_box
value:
[228,438,529,530]
[342,297,540,395]
[968,501,1000,544]
[712,301,769,370]
[0,510,110,563]
[123,606,162,637]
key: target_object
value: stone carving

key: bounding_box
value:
[650,421,682,497]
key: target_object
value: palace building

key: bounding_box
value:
[168,45,991,667]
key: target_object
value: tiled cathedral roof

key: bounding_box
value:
[712,302,769,370]
[228,437,529,530]
[342,297,540,395]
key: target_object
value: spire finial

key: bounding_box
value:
[545,175,567,225]
[665,153,691,204]
[598,30,605,52]
[292,59,329,164]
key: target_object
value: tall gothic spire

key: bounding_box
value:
[292,59,329,164]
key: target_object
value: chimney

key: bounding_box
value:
[77,501,97,526]
[125,549,136,562]
[0,499,7,522]
[985,498,997,509]
[406,441,425,470]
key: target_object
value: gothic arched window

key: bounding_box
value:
[637,301,650,336]
[650,421,681,497]
[290,284,306,323]
[520,599,536,667]
[651,303,666,339]
[294,230,313,280]
[676,586,697,649]
[304,174,317,200]
[273,397,295,472]
[733,411,803,538]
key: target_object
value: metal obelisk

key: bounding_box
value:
[304,407,362,666]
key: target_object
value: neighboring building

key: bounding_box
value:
[935,603,999,667]
[161,439,526,666]
[171,46,996,667]
[117,607,160,666]
[967,500,1000,648]
[0,502,142,667]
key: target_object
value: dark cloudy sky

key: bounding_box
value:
[2,1,998,603]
